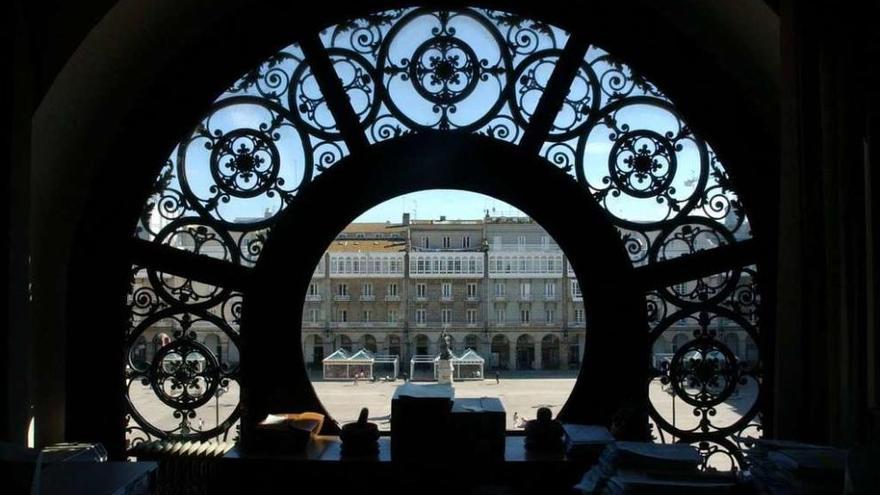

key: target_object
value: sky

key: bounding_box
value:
[354,189,525,223]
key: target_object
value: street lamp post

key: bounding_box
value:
[215,385,228,429]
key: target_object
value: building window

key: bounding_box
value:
[467,309,477,323]
[571,280,582,299]
[308,283,318,296]
[363,310,371,322]
[462,235,470,248]
[441,309,452,324]
[416,283,426,298]
[441,282,452,298]
[517,235,526,246]
[388,309,397,324]
[362,283,373,297]
[496,308,505,323]
[467,282,477,298]
[545,309,554,323]
[309,309,318,322]
[388,283,398,297]
[544,281,556,297]
[521,309,530,323]
[574,308,584,323]
[423,237,429,249]
[443,236,451,248]
[416,309,426,324]
[337,309,348,323]
[337,283,348,296]
[495,282,505,296]
[520,282,531,298]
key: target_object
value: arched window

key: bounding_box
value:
[491,335,510,370]
[363,334,377,353]
[541,334,561,370]
[516,335,535,370]
[124,4,762,468]
[414,334,429,356]
[339,335,353,353]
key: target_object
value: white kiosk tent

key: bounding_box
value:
[408,349,486,382]
[372,354,400,380]
[451,348,484,380]
[322,348,352,379]
[322,348,400,380]
[409,355,436,382]
[347,349,375,380]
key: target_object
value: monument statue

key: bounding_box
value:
[437,330,454,384]
[439,331,452,360]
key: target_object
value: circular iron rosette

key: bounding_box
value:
[576,96,710,229]
[147,218,239,308]
[176,96,313,230]
[509,49,601,139]
[376,8,514,132]
[648,308,761,443]
[288,48,383,139]
[648,217,740,308]
[125,308,241,441]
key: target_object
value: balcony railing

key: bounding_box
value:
[466,295,480,302]
[333,295,350,302]
[440,295,453,302]
[305,294,321,302]
[359,295,376,302]
[494,294,506,301]
[385,295,401,302]
[519,294,532,301]
[543,294,556,301]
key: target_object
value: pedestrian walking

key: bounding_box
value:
[495,371,500,384]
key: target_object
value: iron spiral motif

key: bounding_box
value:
[128,5,761,458]
[647,269,762,470]
[125,266,241,445]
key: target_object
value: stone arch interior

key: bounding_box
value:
[49,1,764,466]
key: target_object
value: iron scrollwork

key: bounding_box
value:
[127,5,762,456]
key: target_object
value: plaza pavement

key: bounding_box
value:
[127,373,759,437]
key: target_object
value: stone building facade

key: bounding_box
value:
[301,215,590,372]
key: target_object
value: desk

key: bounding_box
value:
[218,436,592,494]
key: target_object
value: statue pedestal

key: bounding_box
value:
[436,359,454,384]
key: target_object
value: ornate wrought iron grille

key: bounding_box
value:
[126,5,762,469]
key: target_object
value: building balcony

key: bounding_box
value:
[494,294,506,301]
[415,296,427,302]
[359,295,376,302]
[329,321,380,329]
[466,322,479,328]
[333,295,350,302]
[466,296,480,302]
[385,295,401,302]
[571,294,583,302]
[543,294,556,301]
[440,295,453,302]
[519,294,532,301]
[305,294,321,302]
[302,321,324,329]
